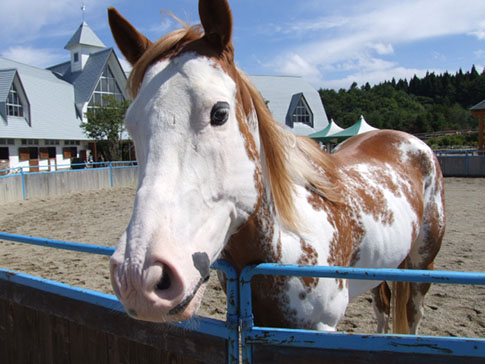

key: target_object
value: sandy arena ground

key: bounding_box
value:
[0,178,483,337]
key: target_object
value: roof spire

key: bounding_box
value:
[81,3,86,23]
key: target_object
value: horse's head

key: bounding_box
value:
[108,0,264,322]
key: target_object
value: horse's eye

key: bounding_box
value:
[210,101,230,126]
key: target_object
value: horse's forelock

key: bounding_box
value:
[128,25,204,97]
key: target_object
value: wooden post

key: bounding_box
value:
[479,115,484,152]
[470,100,485,155]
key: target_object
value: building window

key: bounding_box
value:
[292,96,313,127]
[64,140,80,146]
[74,52,79,62]
[7,84,23,117]
[21,139,39,145]
[45,140,60,145]
[88,67,125,110]
[0,139,15,145]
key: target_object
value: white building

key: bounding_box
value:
[0,22,329,172]
[0,22,128,172]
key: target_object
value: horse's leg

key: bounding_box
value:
[406,265,433,334]
[406,208,445,334]
[371,282,391,333]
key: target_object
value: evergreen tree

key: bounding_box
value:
[318,65,485,136]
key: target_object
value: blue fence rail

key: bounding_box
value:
[0,232,484,363]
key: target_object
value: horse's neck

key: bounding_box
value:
[223,186,282,272]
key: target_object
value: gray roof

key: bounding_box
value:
[48,48,114,115]
[471,100,485,111]
[0,69,16,102]
[49,48,128,117]
[249,75,329,136]
[0,56,87,140]
[64,22,106,50]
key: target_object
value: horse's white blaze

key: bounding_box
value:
[110,52,260,321]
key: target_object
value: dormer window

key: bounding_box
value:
[286,93,313,128]
[73,52,79,63]
[292,96,313,127]
[7,84,23,117]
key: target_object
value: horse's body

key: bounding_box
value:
[108,0,445,334]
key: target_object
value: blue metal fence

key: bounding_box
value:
[0,232,484,363]
[0,232,239,364]
[435,149,485,176]
[239,264,485,363]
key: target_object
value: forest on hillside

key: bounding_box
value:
[318,66,485,138]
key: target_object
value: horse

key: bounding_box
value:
[108,0,445,334]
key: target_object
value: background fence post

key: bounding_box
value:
[20,167,26,200]
[109,162,114,188]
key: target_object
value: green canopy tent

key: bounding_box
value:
[312,115,378,143]
[307,119,344,142]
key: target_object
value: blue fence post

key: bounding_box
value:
[109,162,114,187]
[212,259,240,364]
[465,150,470,176]
[240,265,257,364]
[20,166,26,200]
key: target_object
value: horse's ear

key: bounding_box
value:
[108,7,153,65]
[199,0,233,52]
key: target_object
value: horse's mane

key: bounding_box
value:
[128,24,341,232]
[241,76,341,231]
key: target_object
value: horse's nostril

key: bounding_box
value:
[156,266,172,291]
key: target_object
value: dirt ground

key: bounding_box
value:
[0,178,483,337]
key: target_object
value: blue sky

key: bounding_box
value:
[1,0,484,90]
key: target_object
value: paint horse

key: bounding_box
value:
[108,0,445,334]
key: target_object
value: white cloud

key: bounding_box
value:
[467,20,485,40]
[370,43,394,56]
[1,46,63,68]
[275,53,322,79]
[265,0,485,89]
[0,0,112,41]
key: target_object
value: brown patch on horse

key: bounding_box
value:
[306,188,364,288]
[297,239,319,292]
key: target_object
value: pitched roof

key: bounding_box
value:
[0,69,16,102]
[308,119,344,141]
[470,100,485,111]
[0,56,87,140]
[249,75,329,136]
[64,22,105,50]
[47,48,126,116]
[316,115,378,143]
